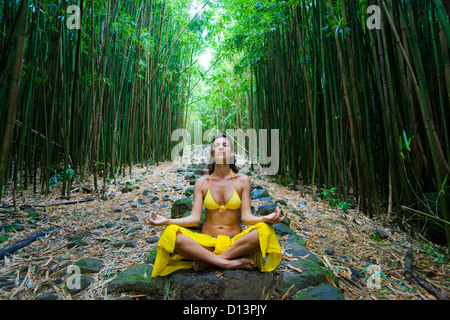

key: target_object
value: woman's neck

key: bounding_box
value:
[213,164,231,179]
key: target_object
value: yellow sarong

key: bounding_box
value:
[151,222,282,277]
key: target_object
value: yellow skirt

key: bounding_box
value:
[151,222,282,277]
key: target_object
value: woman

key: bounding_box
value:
[145,134,287,277]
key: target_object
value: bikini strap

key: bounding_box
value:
[230,169,236,189]
[208,173,214,190]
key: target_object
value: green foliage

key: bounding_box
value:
[399,131,413,160]
[0,0,207,198]
[319,187,352,214]
[187,0,294,133]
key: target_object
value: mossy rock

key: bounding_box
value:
[146,247,158,264]
[284,236,321,265]
[168,269,275,300]
[295,283,345,300]
[184,172,196,180]
[285,233,306,247]
[276,258,334,299]
[276,236,336,299]
[273,223,294,236]
[66,275,94,295]
[66,239,88,249]
[27,212,41,220]
[256,204,278,216]
[107,263,166,297]
[251,189,269,199]
[0,235,11,243]
[184,186,194,197]
[0,223,25,232]
[73,257,104,274]
[187,163,207,171]
[121,181,139,193]
[171,196,193,219]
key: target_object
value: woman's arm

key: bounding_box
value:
[144,178,205,227]
[240,175,287,225]
[240,175,264,225]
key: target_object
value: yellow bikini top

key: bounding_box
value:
[204,169,242,213]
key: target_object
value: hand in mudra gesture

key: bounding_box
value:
[144,211,169,226]
[262,207,287,224]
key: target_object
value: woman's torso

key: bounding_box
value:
[201,171,242,237]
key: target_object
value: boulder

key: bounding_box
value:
[168,269,274,300]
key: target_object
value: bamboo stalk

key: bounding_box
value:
[0,0,28,197]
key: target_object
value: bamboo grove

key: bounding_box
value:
[221,0,450,245]
[1,0,450,246]
[0,0,204,196]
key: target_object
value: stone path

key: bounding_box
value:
[2,157,448,300]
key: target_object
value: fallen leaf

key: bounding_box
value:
[282,284,295,300]
[287,264,303,273]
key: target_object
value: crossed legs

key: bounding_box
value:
[174,229,260,271]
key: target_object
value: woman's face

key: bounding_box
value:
[211,137,234,164]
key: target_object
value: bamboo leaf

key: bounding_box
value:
[441,175,448,195]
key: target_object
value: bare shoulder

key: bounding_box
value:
[193,175,210,193]
[234,172,251,188]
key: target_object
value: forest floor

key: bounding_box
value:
[0,151,449,300]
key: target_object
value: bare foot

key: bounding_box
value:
[223,258,254,270]
[192,258,254,271]
[192,260,212,271]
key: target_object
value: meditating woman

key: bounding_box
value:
[145,133,287,277]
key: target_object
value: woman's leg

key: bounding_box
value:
[193,229,260,271]
[219,229,260,260]
[174,232,254,271]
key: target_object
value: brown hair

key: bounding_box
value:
[206,133,239,175]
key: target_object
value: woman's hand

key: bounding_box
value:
[262,207,287,224]
[144,211,169,226]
